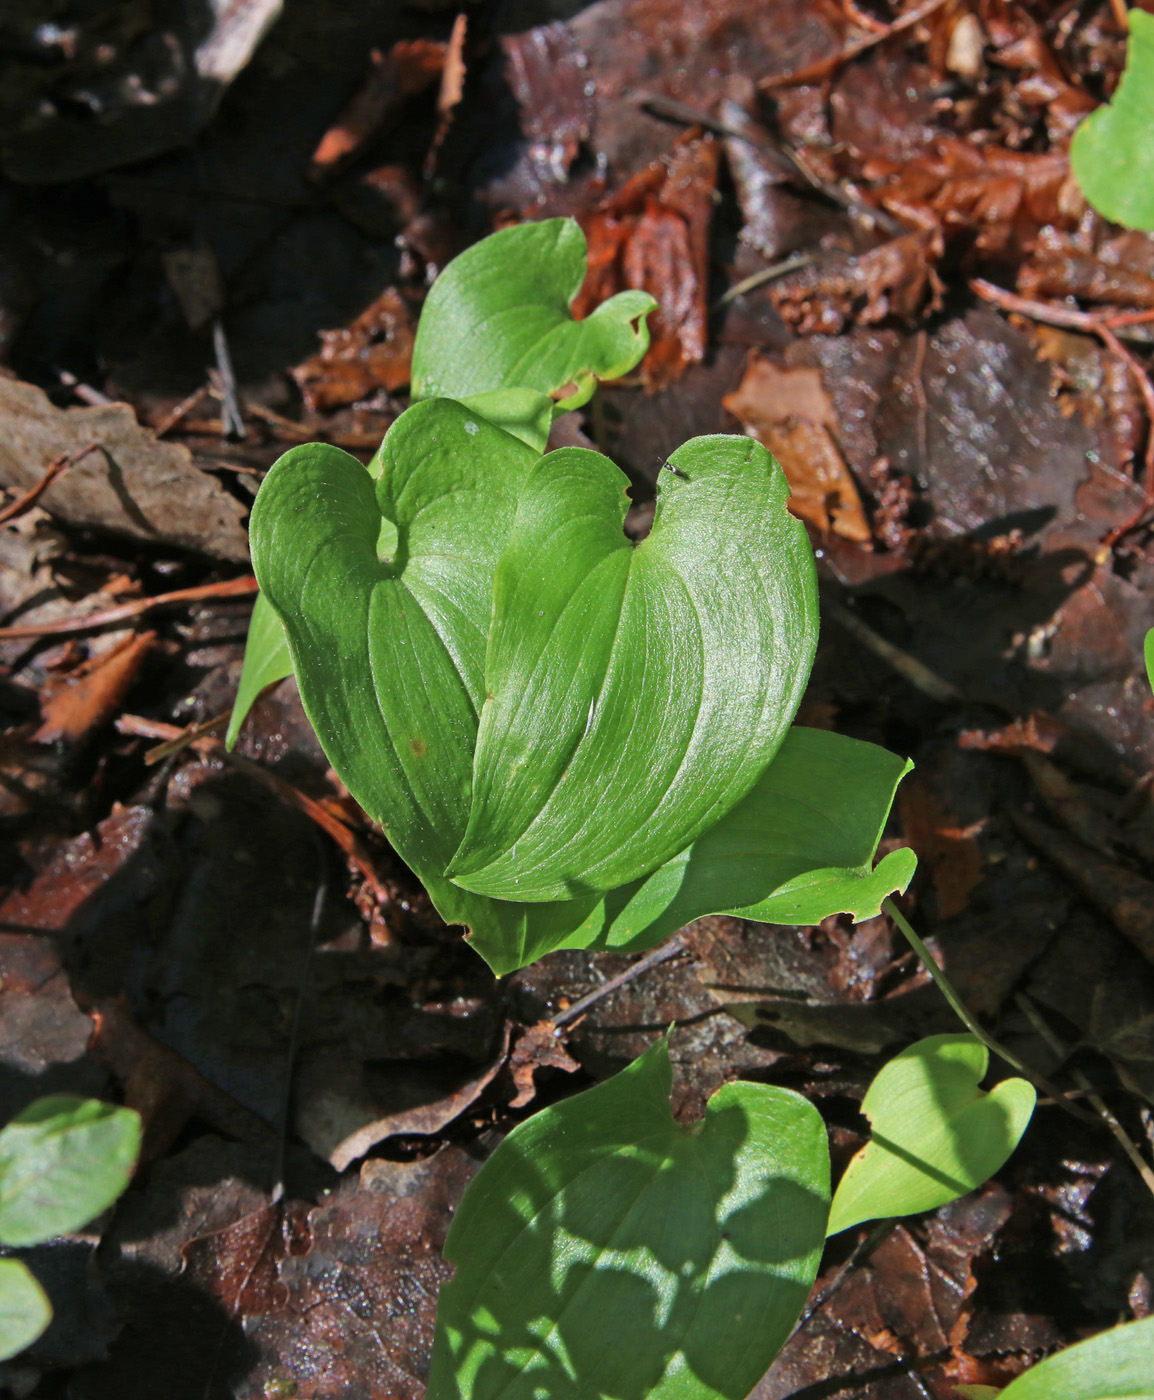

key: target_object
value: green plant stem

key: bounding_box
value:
[881,898,1101,1130]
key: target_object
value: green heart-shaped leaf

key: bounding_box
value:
[427,1038,829,1400]
[961,1317,1154,1400]
[0,1095,140,1248]
[250,399,543,878]
[411,218,656,412]
[0,1259,52,1361]
[1071,10,1154,232]
[447,435,819,901]
[826,1034,1036,1236]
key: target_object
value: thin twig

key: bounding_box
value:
[0,441,99,525]
[0,575,258,640]
[212,318,246,440]
[759,0,951,89]
[823,597,964,704]
[790,1218,896,1339]
[640,94,903,234]
[153,383,211,438]
[713,254,816,309]
[882,898,1103,1129]
[551,935,689,1030]
[1014,992,1154,1200]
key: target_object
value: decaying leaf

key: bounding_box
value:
[291,287,415,412]
[0,379,249,562]
[723,355,870,542]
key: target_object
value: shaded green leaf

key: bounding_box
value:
[0,1096,141,1247]
[1071,10,1154,231]
[411,218,655,412]
[826,1034,1035,1235]
[455,389,555,453]
[448,435,818,902]
[225,589,293,750]
[428,1039,829,1400]
[0,1259,52,1362]
[971,1316,1154,1400]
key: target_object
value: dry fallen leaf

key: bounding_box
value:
[723,355,871,542]
[34,631,156,745]
[0,379,249,562]
[291,287,415,412]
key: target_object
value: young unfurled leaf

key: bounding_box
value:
[447,435,818,902]
[826,1034,1035,1235]
[1071,10,1154,231]
[0,1259,52,1361]
[225,589,293,750]
[0,1096,141,1248]
[427,1039,829,1400]
[411,218,656,412]
[955,1316,1154,1400]
[1145,626,1154,695]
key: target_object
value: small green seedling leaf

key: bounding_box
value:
[455,389,555,453]
[225,589,293,750]
[427,1039,829,1400]
[411,218,656,412]
[1071,10,1154,231]
[1145,626,1154,695]
[826,1034,1035,1236]
[0,1259,53,1361]
[448,435,818,902]
[0,1095,141,1247]
[956,1315,1154,1400]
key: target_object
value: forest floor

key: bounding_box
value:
[2,1,1154,1397]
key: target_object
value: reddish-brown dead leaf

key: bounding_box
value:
[574,134,717,391]
[723,355,870,542]
[898,776,983,920]
[508,1020,580,1109]
[34,630,155,745]
[309,40,446,175]
[291,287,415,413]
[182,1200,312,1317]
[770,233,941,337]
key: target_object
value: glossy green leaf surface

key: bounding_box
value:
[448,435,818,902]
[0,1259,52,1361]
[428,1039,829,1400]
[1071,10,1154,231]
[225,589,293,750]
[0,1095,141,1247]
[826,1034,1035,1236]
[455,389,555,453]
[411,218,656,412]
[467,726,917,974]
[250,400,540,881]
[961,1316,1154,1399]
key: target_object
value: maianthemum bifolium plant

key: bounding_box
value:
[237,218,1143,1398]
[0,1095,140,1360]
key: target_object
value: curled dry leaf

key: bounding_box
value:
[771,233,941,336]
[34,631,156,745]
[0,379,249,562]
[723,355,870,542]
[575,134,717,391]
[291,287,415,412]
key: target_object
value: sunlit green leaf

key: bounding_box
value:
[465,726,917,974]
[0,1096,141,1248]
[826,1034,1035,1235]
[428,1039,829,1400]
[411,218,656,412]
[1071,10,1154,231]
[0,1259,52,1361]
[455,389,555,453]
[448,436,818,901]
[961,1316,1154,1400]
[225,589,293,750]
[1145,626,1154,695]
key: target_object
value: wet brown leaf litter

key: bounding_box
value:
[2,1,1154,1396]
